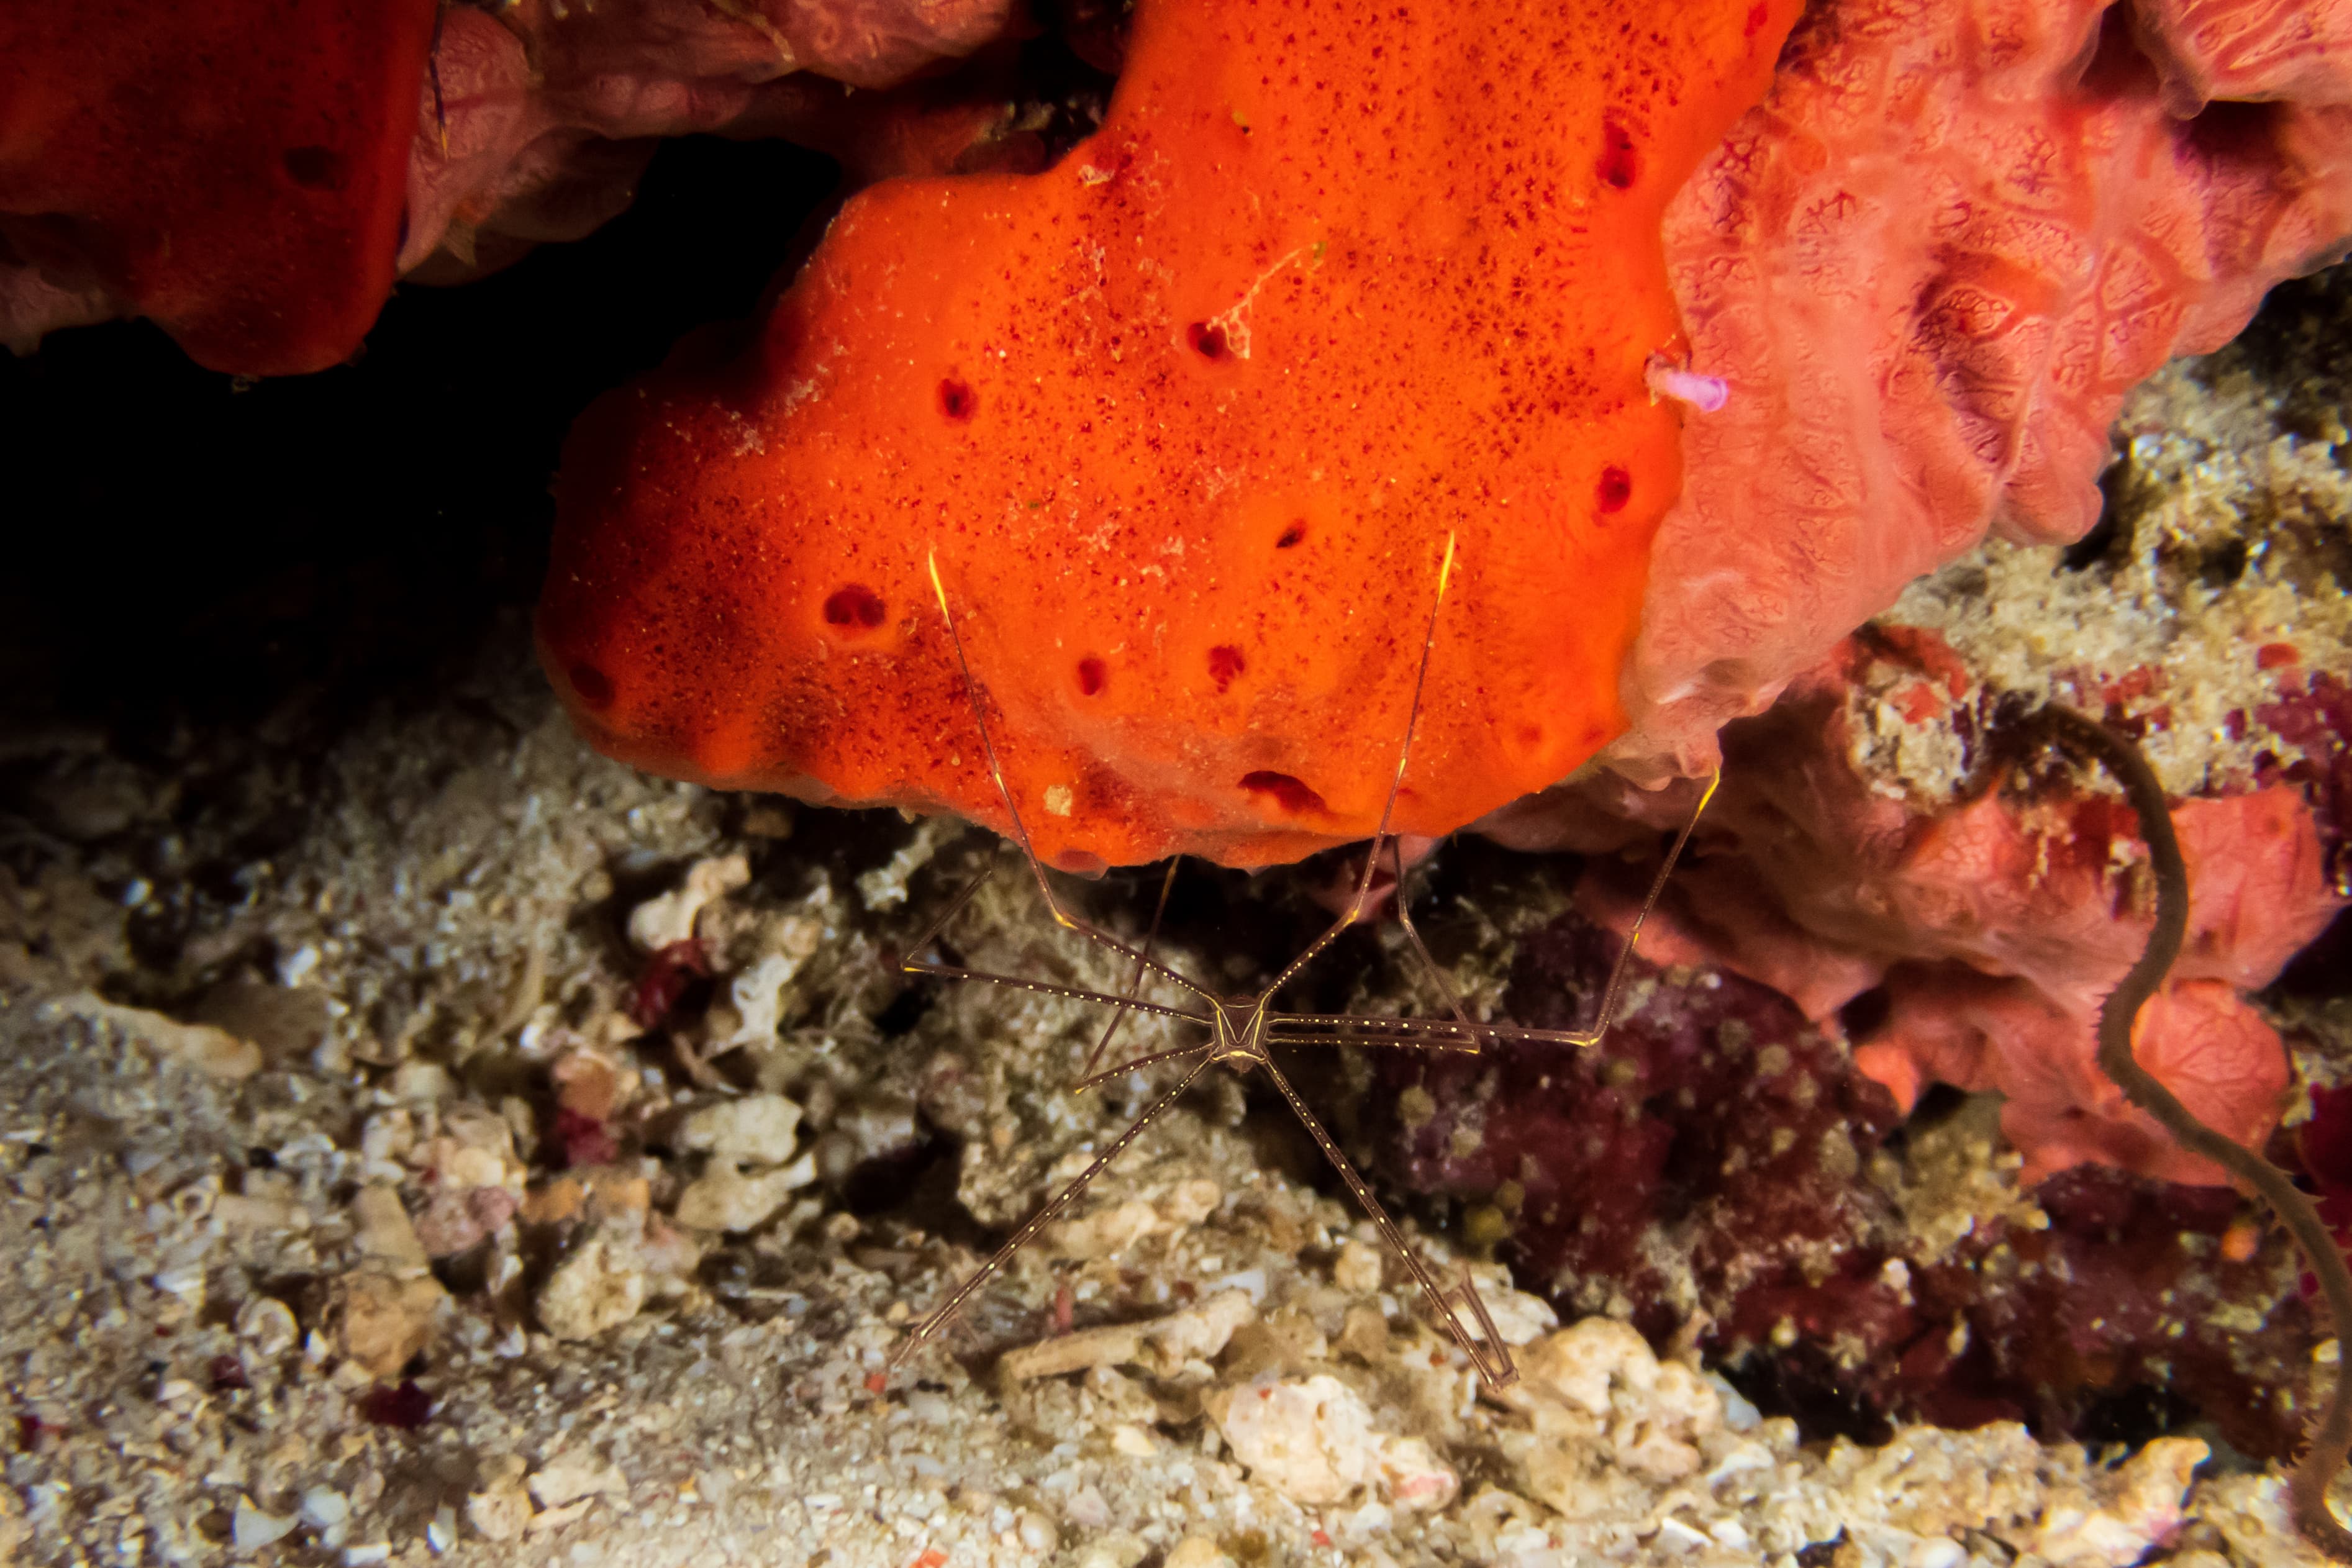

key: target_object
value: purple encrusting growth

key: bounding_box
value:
[2258,669,2352,862]
[1366,914,2325,1457]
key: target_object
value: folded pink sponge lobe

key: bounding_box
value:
[1620,0,2352,783]
[1556,628,2346,1189]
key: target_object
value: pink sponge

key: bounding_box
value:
[1858,971,2291,1188]
[2132,0,2352,111]
[398,1,1022,281]
[1614,0,2352,784]
[1556,633,2345,1188]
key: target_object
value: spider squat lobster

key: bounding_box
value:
[884,536,1719,1390]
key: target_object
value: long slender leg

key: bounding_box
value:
[889,1052,1217,1372]
[1266,535,1459,995]
[1251,1033,1482,1054]
[1076,1040,1222,1092]
[1386,835,1482,1041]
[1256,1055,1517,1388]
[896,841,1206,1025]
[1034,881,1219,1013]
[926,553,1217,1007]
[897,858,999,973]
[1271,768,1725,1053]
[1079,859,1182,1086]
[902,958,1210,1025]
[1567,770,1722,1047]
[1267,1016,1579,1049]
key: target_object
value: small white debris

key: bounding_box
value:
[152,1261,207,1303]
[1643,355,1730,413]
[1061,1485,1113,1531]
[1205,1374,1380,1505]
[672,1154,816,1233]
[1015,1509,1057,1552]
[1706,1370,1762,1431]
[1466,1276,1558,1346]
[466,1456,534,1543]
[1375,1434,1461,1512]
[536,1229,648,1340]
[232,1499,298,1551]
[1211,1267,1268,1302]
[527,1451,629,1510]
[1653,1516,1709,1551]
[716,953,800,1046]
[45,993,261,1079]
[855,817,956,910]
[677,1094,804,1164]
[1048,1198,1161,1259]
[299,1489,350,1531]
[627,854,749,951]
[2032,1436,2209,1567]
[1907,1540,1966,1568]
[236,1296,299,1357]
[1332,1239,1383,1294]
[999,1290,1257,1382]
[1163,1538,1236,1568]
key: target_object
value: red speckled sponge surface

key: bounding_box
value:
[0,0,436,375]
[537,0,1799,871]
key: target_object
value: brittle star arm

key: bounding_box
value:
[2040,706,2352,1560]
[926,554,1216,1008]
[888,1051,1219,1372]
[1256,1053,1517,1387]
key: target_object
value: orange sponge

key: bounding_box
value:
[540,0,1798,869]
[0,0,435,375]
